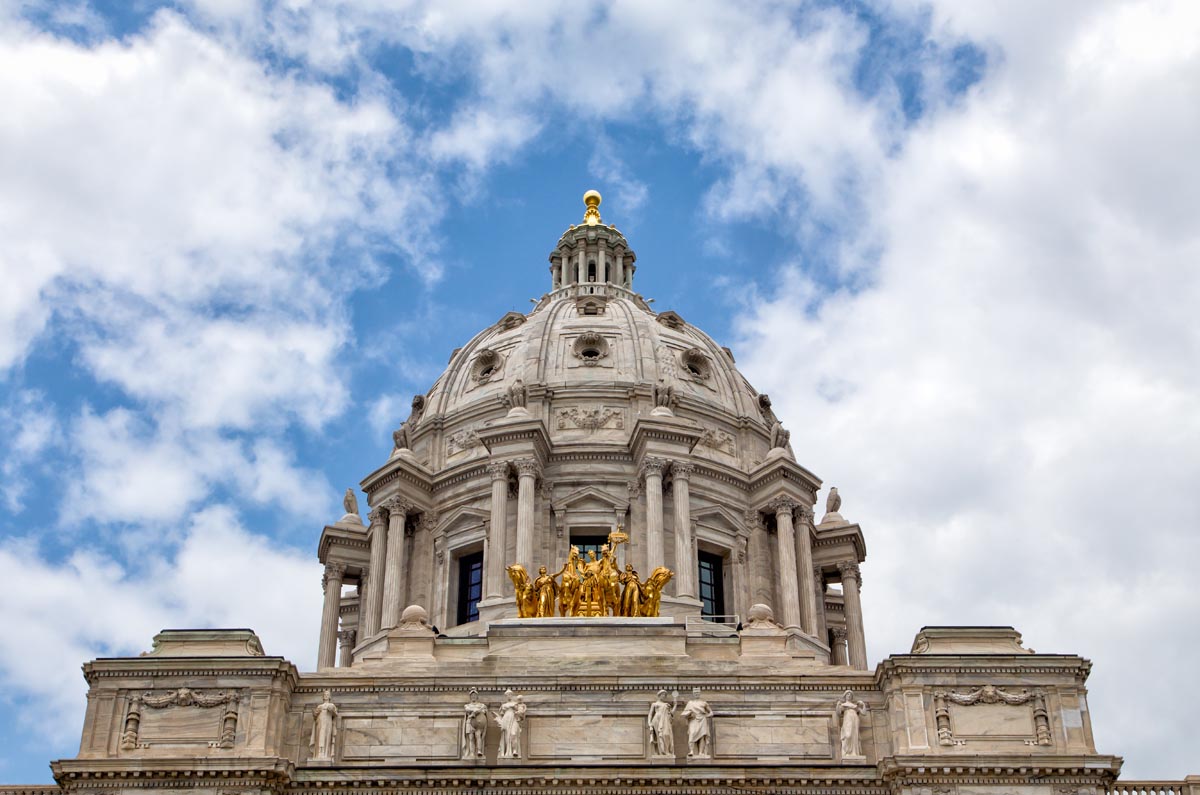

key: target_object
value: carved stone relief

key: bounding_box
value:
[933,687,1052,747]
[121,688,240,751]
[556,406,624,431]
[696,426,736,456]
[446,426,481,456]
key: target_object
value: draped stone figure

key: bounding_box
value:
[461,689,487,760]
[682,688,713,759]
[647,689,676,757]
[493,690,526,759]
[835,689,868,759]
[309,690,338,761]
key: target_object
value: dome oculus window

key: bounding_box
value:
[572,332,610,366]
[472,348,503,382]
[681,347,711,380]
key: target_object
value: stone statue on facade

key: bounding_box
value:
[682,688,713,759]
[769,420,790,450]
[461,689,487,760]
[392,421,411,452]
[827,487,842,515]
[652,379,676,416]
[342,488,358,517]
[504,378,529,417]
[492,689,526,759]
[309,690,338,762]
[647,689,677,757]
[835,689,868,760]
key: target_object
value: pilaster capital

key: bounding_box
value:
[513,457,542,479]
[640,456,670,479]
[764,495,801,518]
[337,629,357,647]
[837,561,861,583]
[830,625,848,641]
[743,508,765,533]
[671,461,695,481]
[382,495,415,517]
[367,507,388,527]
[486,461,511,481]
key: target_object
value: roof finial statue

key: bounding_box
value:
[343,488,358,517]
[583,190,602,226]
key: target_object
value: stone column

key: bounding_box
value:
[794,505,818,634]
[513,459,541,570]
[337,629,356,668]
[577,249,585,284]
[363,508,387,637]
[598,247,607,284]
[486,461,510,599]
[317,562,345,669]
[839,562,867,669]
[615,252,624,287]
[767,497,803,629]
[641,457,669,572]
[830,626,849,666]
[672,462,695,597]
[381,496,412,630]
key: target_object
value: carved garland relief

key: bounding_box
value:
[556,406,624,431]
[120,688,240,751]
[933,686,1053,747]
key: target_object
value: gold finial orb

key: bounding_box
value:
[582,189,602,225]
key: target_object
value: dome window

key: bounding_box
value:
[572,332,610,366]
[681,348,711,380]
[472,348,503,383]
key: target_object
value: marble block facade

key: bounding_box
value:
[12,193,1195,795]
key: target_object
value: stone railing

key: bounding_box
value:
[1108,781,1199,795]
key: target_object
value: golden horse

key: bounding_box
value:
[506,564,536,618]
[638,567,674,617]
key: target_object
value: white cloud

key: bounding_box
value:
[0,505,321,744]
[0,389,58,511]
[588,137,649,218]
[735,0,1200,778]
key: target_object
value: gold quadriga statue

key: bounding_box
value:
[507,527,673,618]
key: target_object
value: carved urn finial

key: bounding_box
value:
[582,189,602,226]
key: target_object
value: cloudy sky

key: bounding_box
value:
[1,0,1197,783]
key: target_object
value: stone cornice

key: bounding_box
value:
[874,655,1094,687]
[52,757,294,789]
[82,658,298,688]
[748,456,822,495]
[360,455,433,497]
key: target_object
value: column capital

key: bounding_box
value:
[486,461,511,481]
[322,562,346,592]
[337,629,357,647]
[830,625,848,641]
[640,456,670,479]
[513,457,542,478]
[837,560,862,584]
[671,461,695,480]
[367,507,388,526]
[795,503,814,523]
[382,495,415,516]
[764,495,801,517]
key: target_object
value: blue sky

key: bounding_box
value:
[1,0,1199,784]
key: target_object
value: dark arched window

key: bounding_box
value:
[587,261,597,282]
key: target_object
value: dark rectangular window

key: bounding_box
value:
[697,550,725,618]
[570,535,609,560]
[456,551,484,625]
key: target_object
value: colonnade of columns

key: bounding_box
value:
[552,248,630,289]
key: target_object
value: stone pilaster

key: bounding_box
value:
[337,629,356,668]
[317,562,345,669]
[641,457,669,572]
[381,496,413,630]
[363,507,387,638]
[486,461,510,599]
[766,496,803,630]
[513,458,541,570]
[839,561,867,669]
[672,462,695,597]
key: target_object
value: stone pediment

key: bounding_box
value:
[554,484,629,513]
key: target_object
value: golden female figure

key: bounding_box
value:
[533,565,558,618]
[619,564,643,617]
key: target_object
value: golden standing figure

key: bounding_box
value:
[619,564,643,617]
[554,546,583,616]
[533,565,558,618]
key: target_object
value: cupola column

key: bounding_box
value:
[614,252,624,288]
[598,247,607,284]
[795,506,819,634]
[362,508,387,637]
[513,459,542,570]
[641,458,669,572]
[830,625,849,666]
[766,497,803,630]
[337,629,356,668]
[576,250,585,285]
[317,562,345,669]
[672,462,696,597]
[838,562,867,669]
[559,255,569,287]
[380,496,412,630]
[486,462,510,599]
